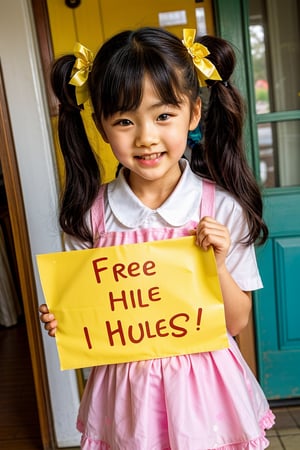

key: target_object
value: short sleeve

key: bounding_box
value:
[215,188,263,292]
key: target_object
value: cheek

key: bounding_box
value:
[104,132,124,151]
[167,123,190,147]
[108,138,131,163]
[166,136,189,158]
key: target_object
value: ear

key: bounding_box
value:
[92,113,109,143]
[189,97,201,131]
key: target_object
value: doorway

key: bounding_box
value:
[215,0,300,402]
[0,148,43,447]
[0,63,56,449]
[248,0,300,401]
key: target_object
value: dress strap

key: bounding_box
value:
[200,180,215,218]
[91,179,215,240]
[91,184,107,239]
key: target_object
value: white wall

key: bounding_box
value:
[0,0,80,446]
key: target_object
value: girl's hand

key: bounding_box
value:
[39,304,57,337]
[194,216,231,272]
[192,217,251,336]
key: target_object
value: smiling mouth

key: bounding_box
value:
[136,152,163,160]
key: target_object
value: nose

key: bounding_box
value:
[135,123,159,148]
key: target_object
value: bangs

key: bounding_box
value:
[100,48,184,118]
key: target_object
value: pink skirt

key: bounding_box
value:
[77,336,275,449]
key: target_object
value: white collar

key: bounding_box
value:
[107,160,202,228]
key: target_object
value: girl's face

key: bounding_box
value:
[100,75,201,189]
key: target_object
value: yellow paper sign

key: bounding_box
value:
[37,236,228,370]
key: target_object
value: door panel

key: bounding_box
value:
[255,190,300,399]
[276,238,300,347]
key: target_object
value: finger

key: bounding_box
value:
[40,313,55,324]
[198,220,229,239]
[199,216,219,226]
[204,234,227,250]
[196,227,223,247]
[198,220,227,236]
[198,228,230,252]
[44,318,57,329]
[47,327,56,337]
[44,321,57,336]
[39,304,49,314]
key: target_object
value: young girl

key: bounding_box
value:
[40,27,275,449]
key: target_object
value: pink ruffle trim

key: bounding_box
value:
[207,410,276,450]
[78,428,110,450]
[259,409,276,430]
[78,409,276,450]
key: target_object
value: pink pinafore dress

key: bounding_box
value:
[77,181,275,450]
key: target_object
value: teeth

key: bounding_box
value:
[139,153,161,160]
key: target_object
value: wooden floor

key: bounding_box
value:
[0,318,43,450]
[1,318,300,450]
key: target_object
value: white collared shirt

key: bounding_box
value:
[105,159,203,230]
[65,159,262,291]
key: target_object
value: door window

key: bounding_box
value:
[249,0,300,187]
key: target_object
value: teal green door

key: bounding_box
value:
[216,0,300,400]
[255,189,300,399]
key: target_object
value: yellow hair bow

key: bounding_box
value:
[69,42,94,105]
[182,29,222,87]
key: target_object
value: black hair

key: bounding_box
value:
[51,27,268,245]
[51,54,100,243]
[189,35,268,244]
[89,28,199,120]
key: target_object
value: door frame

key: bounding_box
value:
[0,63,56,448]
[215,0,259,376]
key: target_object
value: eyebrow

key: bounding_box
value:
[113,102,165,115]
